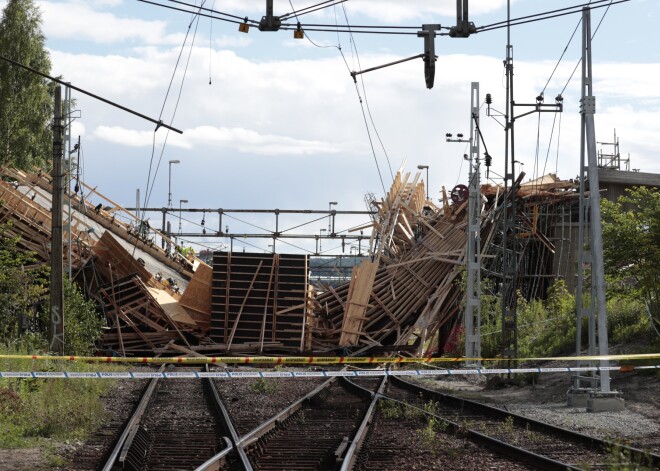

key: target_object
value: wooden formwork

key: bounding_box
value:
[210,252,309,352]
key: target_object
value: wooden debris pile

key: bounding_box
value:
[312,171,468,354]
[0,166,210,355]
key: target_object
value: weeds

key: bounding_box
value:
[0,344,122,448]
[250,378,277,394]
[501,416,515,433]
[604,441,654,470]
[378,399,403,419]
[417,417,440,454]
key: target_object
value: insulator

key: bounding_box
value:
[485,93,492,105]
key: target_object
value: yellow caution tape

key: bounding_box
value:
[0,353,659,365]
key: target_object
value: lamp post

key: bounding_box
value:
[416,165,429,199]
[328,201,337,234]
[168,160,180,208]
[179,199,188,234]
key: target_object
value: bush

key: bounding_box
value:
[0,344,120,447]
[61,277,104,356]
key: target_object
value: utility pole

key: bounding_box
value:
[500,1,519,367]
[65,84,73,279]
[49,85,64,354]
[568,7,624,412]
[496,1,562,366]
[465,82,482,365]
[446,84,482,365]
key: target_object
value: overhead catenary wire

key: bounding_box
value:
[280,0,348,21]
[477,0,627,33]
[341,3,394,182]
[559,0,616,96]
[142,0,628,38]
[209,0,215,84]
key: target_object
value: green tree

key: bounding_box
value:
[62,277,104,355]
[0,0,53,170]
[0,222,49,340]
[601,186,660,332]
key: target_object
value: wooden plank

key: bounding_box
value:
[339,260,378,346]
[147,287,197,326]
[259,256,276,353]
[179,262,212,321]
[227,260,264,349]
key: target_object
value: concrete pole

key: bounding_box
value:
[49,85,64,354]
[65,84,72,279]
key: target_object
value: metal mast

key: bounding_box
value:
[582,5,611,393]
[568,7,623,412]
[500,0,519,365]
[465,82,482,365]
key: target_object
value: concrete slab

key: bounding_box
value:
[567,387,592,407]
[587,391,625,413]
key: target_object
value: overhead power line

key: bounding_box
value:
[140,0,630,37]
[0,54,182,134]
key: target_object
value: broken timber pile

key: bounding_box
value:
[312,171,468,354]
[0,166,210,355]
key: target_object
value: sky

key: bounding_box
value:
[4,0,659,254]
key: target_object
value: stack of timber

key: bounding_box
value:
[313,171,468,354]
[210,252,310,352]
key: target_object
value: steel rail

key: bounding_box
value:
[202,365,254,471]
[376,392,579,471]
[101,365,165,471]
[103,365,241,471]
[340,376,388,471]
[194,437,233,471]
[391,376,660,469]
[238,377,336,448]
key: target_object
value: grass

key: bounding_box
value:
[250,377,278,394]
[0,344,124,448]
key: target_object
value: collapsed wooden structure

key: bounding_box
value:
[311,171,469,354]
[1,165,584,356]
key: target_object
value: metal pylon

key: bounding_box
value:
[465,82,482,366]
[574,6,612,393]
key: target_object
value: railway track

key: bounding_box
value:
[99,365,237,471]
[241,376,383,470]
[67,367,660,470]
[374,375,660,470]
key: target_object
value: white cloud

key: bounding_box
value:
[93,125,341,156]
[214,35,253,48]
[39,1,172,44]
[342,0,508,22]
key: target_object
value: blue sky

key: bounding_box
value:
[5,0,659,254]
